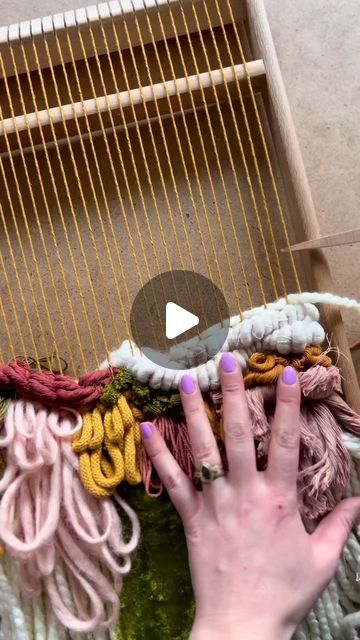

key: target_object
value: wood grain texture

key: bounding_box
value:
[0,0,246,78]
[0,60,266,152]
[284,228,360,252]
[247,0,360,411]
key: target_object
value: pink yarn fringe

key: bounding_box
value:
[0,400,140,633]
[141,366,360,519]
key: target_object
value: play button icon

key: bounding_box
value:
[166,302,199,340]
[130,270,230,370]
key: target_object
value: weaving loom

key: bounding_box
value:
[0,0,360,638]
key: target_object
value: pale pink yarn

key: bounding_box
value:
[0,400,140,633]
[140,366,358,519]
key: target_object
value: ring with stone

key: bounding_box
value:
[194,461,226,483]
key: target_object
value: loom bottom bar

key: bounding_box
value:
[0,60,265,153]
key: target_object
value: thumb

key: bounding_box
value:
[313,497,360,558]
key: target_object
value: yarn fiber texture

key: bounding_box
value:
[1,289,360,639]
[74,360,360,521]
[116,484,194,640]
[116,477,360,640]
[100,346,331,413]
[0,361,114,408]
[0,399,140,634]
[73,396,142,498]
[100,297,326,390]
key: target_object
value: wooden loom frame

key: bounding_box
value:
[0,0,359,411]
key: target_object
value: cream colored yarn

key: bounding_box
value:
[0,555,118,640]
[101,292,359,391]
[293,457,360,640]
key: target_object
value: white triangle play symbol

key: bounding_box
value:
[165,302,199,340]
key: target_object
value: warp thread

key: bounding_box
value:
[100,299,326,390]
[0,399,140,633]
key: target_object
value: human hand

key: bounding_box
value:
[140,353,360,640]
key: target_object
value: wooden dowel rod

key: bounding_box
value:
[247,0,360,411]
[283,228,360,252]
[0,60,265,153]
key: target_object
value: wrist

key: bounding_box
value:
[189,616,294,640]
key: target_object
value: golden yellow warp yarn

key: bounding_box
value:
[73,395,143,498]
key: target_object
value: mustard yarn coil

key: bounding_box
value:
[73,395,143,498]
[73,347,331,498]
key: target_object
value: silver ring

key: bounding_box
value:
[194,461,225,483]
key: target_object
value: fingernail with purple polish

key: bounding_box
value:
[282,366,296,385]
[181,375,196,394]
[140,422,153,439]
[221,352,236,373]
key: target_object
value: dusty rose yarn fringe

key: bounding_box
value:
[0,400,140,633]
[141,366,360,520]
[0,361,115,408]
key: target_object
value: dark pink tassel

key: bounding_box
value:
[140,365,359,520]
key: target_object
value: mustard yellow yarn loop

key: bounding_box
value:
[74,395,143,498]
[244,346,332,388]
[91,444,125,488]
[72,409,104,453]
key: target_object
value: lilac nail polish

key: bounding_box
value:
[140,422,153,439]
[221,352,236,373]
[181,375,196,394]
[282,366,296,385]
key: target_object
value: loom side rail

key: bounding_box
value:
[246,0,360,411]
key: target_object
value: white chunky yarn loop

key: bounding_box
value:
[101,292,360,391]
[342,432,360,459]
[101,293,348,390]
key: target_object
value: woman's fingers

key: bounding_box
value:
[266,367,301,496]
[219,353,257,487]
[179,375,224,485]
[312,496,360,564]
[140,421,197,522]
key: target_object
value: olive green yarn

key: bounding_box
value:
[116,484,195,640]
[0,396,10,471]
[0,397,10,424]
[101,369,184,420]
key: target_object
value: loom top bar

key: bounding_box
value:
[0,0,246,78]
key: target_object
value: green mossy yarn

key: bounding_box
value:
[117,484,195,640]
[100,369,184,420]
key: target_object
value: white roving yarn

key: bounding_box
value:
[0,554,117,640]
[100,292,360,391]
